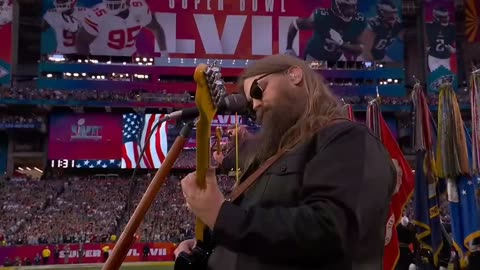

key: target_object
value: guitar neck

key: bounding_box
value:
[194,116,211,242]
[192,61,225,244]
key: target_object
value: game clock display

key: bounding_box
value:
[50,159,76,168]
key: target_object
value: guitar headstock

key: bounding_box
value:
[194,61,228,119]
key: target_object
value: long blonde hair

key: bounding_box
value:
[238,55,345,152]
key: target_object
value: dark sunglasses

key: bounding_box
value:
[249,72,274,100]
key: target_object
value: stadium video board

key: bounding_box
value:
[47,113,251,169]
[40,0,404,64]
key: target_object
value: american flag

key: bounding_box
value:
[75,159,121,169]
[121,113,168,169]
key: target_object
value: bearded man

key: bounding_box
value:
[176,55,396,270]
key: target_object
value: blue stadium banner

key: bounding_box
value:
[423,0,458,93]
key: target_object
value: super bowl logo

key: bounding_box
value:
[70,118,103,141]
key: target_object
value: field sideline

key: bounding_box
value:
[0,261,174,270]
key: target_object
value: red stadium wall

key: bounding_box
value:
[0,242,175,264]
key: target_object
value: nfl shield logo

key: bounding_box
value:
[0,66,8,79]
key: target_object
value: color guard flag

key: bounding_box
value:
[366,102,415,270]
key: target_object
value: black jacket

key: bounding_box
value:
[207,121,396,270]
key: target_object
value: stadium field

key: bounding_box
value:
[1,262,174,270]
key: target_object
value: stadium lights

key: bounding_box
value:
[73,73,79,77]
[25,167,31,171]
[394,79,399,83]
[48,54,65,62]
[81,73,86,76]
[123,62,127,65]
[34,167,43,173]
[107,61,112,64]
[17,167,23,171]
[65,72,72,76]
[387,78,392,82]
[46,74,52,78]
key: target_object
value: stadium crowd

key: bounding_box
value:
[0,170,235,247]
[0,115,45,127]
[0,179,64,246]
[0,86,472,108]
[0,87,193,104]
[129,174,234,244]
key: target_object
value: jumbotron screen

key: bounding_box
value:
[47,113,254,169]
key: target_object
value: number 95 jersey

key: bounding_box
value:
[83,0,152,56]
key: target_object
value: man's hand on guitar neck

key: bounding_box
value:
[181,168,225,229]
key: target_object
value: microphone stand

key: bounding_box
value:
[102,121,196,270]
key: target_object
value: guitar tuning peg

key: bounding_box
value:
[209,73,222,88]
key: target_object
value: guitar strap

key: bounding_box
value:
[225,117,351,202]
[225,150,285,202]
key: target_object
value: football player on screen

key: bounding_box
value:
[76,0,167,57]
[285,0,367,62]
[426,6,456,72]
[42,0,86,54]
[0,0,13,27]
[360,0,403,62]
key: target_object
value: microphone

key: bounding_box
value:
[162,94,248,121]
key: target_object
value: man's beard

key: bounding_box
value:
[253,101,301,164]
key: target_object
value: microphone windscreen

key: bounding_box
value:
[222,94,247,113]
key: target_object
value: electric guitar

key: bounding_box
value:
[174,62,227,270]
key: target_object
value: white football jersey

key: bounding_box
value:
[83,0,152,56]
[43,7,86,54]
[0,5,12,26]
